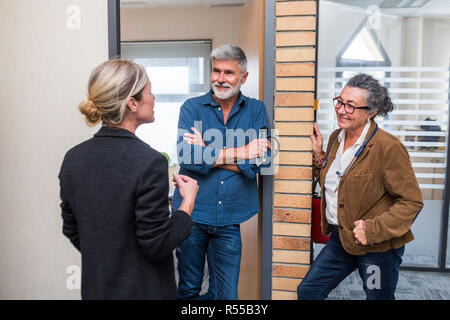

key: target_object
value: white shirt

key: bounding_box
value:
[324,120,372,225]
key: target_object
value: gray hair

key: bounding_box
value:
[210,44,248,73]
[346,73,394,118]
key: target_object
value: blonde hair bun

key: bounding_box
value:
[79,99,101,126]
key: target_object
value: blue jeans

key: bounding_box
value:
[176,223,242,300]
[297,230,404,300]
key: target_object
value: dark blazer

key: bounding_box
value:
[58,126,194,300]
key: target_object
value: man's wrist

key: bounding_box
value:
[235,146,245,161]
[223,148,238,164]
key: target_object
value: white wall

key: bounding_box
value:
[0,0,108,299]
[121,5,240,48]
[421,18,450,67]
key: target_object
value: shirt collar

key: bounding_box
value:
[338,120,372,146]
[202,89,246,108]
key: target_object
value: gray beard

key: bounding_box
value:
[211,82,241,100]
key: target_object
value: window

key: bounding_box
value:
[121,40,211,166]
[336,18,391,86]
[337,18,391,67]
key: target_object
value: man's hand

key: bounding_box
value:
[173,174,198,215]
[353,220,367,245]
[236,138,271,160]
[183,127,206,147]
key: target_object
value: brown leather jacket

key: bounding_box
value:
[314,121,424,255]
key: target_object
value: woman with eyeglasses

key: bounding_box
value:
[297,73,423,300]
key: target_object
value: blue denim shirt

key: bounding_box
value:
[172,90,270,226]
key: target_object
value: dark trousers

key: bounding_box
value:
[298,229,404,300]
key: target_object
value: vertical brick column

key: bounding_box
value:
[271,0,317,300]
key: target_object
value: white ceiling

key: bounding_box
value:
[120,0,246,8]
[325,0,450,17]
[121,0,450,17]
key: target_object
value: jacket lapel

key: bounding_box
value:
[341,120,378,175]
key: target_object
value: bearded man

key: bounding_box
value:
[172,45,270,300]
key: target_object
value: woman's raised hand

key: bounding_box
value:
[173,174,198,215]
[310,122,324,156]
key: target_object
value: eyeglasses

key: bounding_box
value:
[333,97,370,114]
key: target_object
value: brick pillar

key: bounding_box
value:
[271,0,317,300]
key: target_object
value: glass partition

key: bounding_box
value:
[314,0,450,270]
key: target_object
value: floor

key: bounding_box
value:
[176,250,450,299]
[312,242,450,300]
[328,269,450,300]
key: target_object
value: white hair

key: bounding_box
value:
[210,44,247,73]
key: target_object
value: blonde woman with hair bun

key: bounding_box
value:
[78,59,149,128]
[58,59,199,300]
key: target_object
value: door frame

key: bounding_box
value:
[261,0,275,300]
[106,0,278,297]
[108,0,121,58]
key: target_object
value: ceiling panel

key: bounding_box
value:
[325,0,450,17]
[120,0,246,7]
